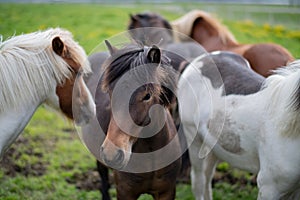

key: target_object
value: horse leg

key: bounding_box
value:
[188,130,218,200]
[96,160,111,200]
[257,170,281,200]
[153,188,176,200]
[112,171,140,200]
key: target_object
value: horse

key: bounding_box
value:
[129,12,208,183]
[178,50,300,200]
[172,10,295,77]
[83,41,185,200]
[0,28,95,158]
[84,51,111,200]
[85,46,191,199]
[128,12,205,61]
[129,11,295,77]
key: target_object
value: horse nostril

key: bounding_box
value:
[115,149,124,163]
[100,146,125,168]
[100,146,104,154]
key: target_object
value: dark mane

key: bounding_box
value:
[129,12,173,30]
[101,43,175,96]
[128,12,174,46]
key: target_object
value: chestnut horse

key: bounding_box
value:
[129,11,294,77]
[0,28,95,158]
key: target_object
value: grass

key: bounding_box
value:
[0,2,299,200]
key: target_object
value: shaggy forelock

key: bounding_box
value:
[101,44,173,93]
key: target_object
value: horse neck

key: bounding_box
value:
[133,110,176,152]
[263,71,300,137]
[0,46,70,113]
[201,35,238,52]
[192,20,238,51]
[0,101,41,157]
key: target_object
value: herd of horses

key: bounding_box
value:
[1,9,300,200]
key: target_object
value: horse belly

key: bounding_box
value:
[212,127,260,173]
[211,97,261,173]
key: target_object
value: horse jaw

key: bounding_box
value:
[72,73,96,126]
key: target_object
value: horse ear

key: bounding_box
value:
[105,40,118,56]
[52,37,64,56]
[130,13,138,22]
[147,45,161,63]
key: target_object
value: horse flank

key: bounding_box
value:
[0,28,90,112]
[261,60,300,137]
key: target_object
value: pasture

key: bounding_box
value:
[0,2,300,200]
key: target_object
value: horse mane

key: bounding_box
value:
[261,60,300,137]
[101,43,176,100]
[171,10,237,45]
[0,28,90,111]
[128,12,174,46]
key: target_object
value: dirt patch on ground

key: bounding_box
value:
[66,170,102,191]
[213,171,257,186]
[0,136,47,177]
[0,136,256,192]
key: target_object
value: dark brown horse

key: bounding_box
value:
[84,41,184,200]
[85,42,198,199]
[129,11,294,77]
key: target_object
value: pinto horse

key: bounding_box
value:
[129,11,294,77]
[178,52,300,199]
[0,28,95,158]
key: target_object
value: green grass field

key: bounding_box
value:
[0,2,299,200]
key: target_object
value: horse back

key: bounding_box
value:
[243,43,294,77]
[200,51,265,96]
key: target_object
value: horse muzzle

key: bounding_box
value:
[99,140,131,170]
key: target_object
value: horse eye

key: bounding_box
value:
[142,93,151,101]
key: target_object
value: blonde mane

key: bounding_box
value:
[0,28,90,112]
[262,60,300,137]
[171,10,237,45]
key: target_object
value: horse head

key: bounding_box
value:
[99,40,177,170]
[50,30,95,126]
[128,12,174,46]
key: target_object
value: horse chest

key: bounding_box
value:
[115,160,180,192]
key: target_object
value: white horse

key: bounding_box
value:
[178,51,300,200]
[0,28,95,158]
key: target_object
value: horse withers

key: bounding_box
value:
[0,28,95,158]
